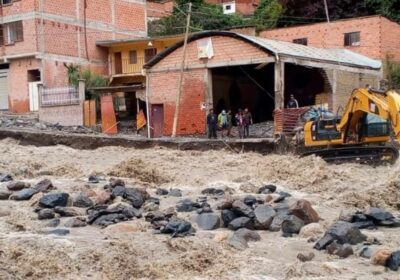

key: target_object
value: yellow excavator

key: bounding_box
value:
[301,87,400,164]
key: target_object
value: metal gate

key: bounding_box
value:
[0,69,9,110]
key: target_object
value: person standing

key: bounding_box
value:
[235,109,245,139]
[243,108,253,138]
[227,110,233,137]
[218,110,228,137]
[207,109,217,139]
[287,94,299,108]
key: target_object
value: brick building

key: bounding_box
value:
[0,0,146,113]
[205,0,260,16]
[147,0,173,21]
[260,15,400,62]
[144,31,382,137]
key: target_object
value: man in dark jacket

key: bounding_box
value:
[287,94,299,108]
[243,108,253,138]
[207,109,217,139]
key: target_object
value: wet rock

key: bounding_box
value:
[228,228,261,250]
[46,218,60,227]
[9,188,37,201]
[232,200,254,218]
[111,185,126,198]
[386,250,400,271]
[168,188,182,197]
[254,204,276,230]
[327,242,354,258]
[176,198,201,212]
[299,223,324,239]
[216,198,234,210]
[239,181,258,193]
[54,206,80,217]
[378,218,400,227]
[33,179,54,193]
[273,203,290,215]
[221,209,238,227]
[358,246,373,259]
[124,188,144,208]
[297,252,315,262]
[365,207,394,222]
[314,221,367,250]
[38,208,55,220]
[228,217,252,230]
[73,193,94,208]
[281,215,305,234]
[109,178,125,188]
[269,214,287,232]
[45,228,70,236]
[289,199,319,225]
[201,188,225,196]
[64,218,86,228]
[196,213,220,230]
[145,211,166,223]
[160,218,194,237]
[243,195,257,206]
[156,188,169,196]
[0,189,11,200]
[0,174,13,182]
[371,248,392,266]
[39,193,69,208]
[7,181,30,191]
[87,204,141,227]
[258,184,277,194]
[88,175,100,184]
[273,191,291,203]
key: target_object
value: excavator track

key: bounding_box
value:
[301,145,399,165]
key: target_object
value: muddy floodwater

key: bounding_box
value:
[1,138,400,279]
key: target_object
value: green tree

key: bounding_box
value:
[254,0,283,29]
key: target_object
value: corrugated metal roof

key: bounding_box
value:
[239,34,382,69]
[144,31,382,70]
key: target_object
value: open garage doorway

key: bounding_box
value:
[211,64,275,124]
[284,64,329,108]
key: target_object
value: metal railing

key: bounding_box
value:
[113,57,146,75]
[40,86,80,107]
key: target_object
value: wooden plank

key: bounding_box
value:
[84,100,90,127]
[101,95,118,134]
[89,99,96,127]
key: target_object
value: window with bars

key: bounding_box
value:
[293,38,308,46]
[344,32,360,47]
[1,0,13,5]
[0,21,24,45]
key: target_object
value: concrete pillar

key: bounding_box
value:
[274,61,285,109]
[37,83,44,108]
[78,79,86,101]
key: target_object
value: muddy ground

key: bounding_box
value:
[0,138,400,279]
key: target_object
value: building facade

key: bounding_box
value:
[260,16,400,62]
[0,0,146,113]
[205,0,260,16]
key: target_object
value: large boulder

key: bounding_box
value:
[326,242,354,258]
[232,200,254,218]
[33,179,54,193]
[73,193,94,208]
[281,215,305,234]
[161,219,193,237]
[39,193,69,208]
[109,178,125,188]
[227,228,261,250]
[254,204,276,230]
[7,181,30,191]
[371,248,392,266]
[289,199,319,224]
[228,217,252,230]
[387,250,400,271]
[38,208,55,220]
[64,218,87,228]
[54,206,81,217]
[9,188,37,201]
[221,209,238,227]
[365,207,394,222]
[124,188,144,208]
[156,188,169,196]
[0,174,13,182]
[176,198,201,212]
[111,186,126,198]
[314,221,367,250]
[196,213,220,230]
[201,188,225,196]
[257,184,277,194]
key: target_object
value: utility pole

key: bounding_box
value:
[172,2,192,137]
[323,0,330,23]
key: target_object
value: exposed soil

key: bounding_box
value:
[1,138,400,279]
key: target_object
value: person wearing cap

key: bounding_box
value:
[287,94,299,108]
[218,109,228,137]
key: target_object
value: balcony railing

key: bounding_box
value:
[113,57,146,75]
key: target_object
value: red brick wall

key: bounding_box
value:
[0,19,38,57]
[148,69,207,136]
[147,1,173,19]
[152,35,269,71]
[1,0,36,16]
[381,17,400,62]
[260,16,390,61]
[39,104,84,126]
[115,1,146,31]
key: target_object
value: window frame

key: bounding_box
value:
[3,21,24,45]
[293,38,308,46]
[129,50,138,64]
[344,31,360,47]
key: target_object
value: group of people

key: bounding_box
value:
[207,108,253,139]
